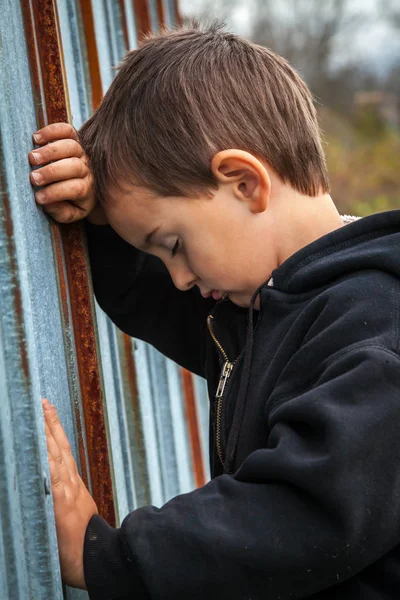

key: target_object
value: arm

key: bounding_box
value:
[83,342,400,599]
[28,122,215,376]
[85,221,215,376]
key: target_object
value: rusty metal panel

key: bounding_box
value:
[77,0,208,507]
[24,0,116,527]
[133,0,152,39]
[57,0,141,525]
[1,0,210,595]
[0,0,83,596]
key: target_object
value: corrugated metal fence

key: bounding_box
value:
[0,1,210,598]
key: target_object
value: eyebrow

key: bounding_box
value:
[143,224,162,249]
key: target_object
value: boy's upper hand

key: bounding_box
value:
[28,122,107,225]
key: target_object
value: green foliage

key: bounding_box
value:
[321,108,400,216]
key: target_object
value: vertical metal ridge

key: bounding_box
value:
[174,0,182,26]
[118,0,131,49]
[133,0,152,39]
[77,0,103,109]
[156,0,165,27]
[181,369,207,488]
[0,79,62,597]
[22,0,116,526]
[121,333,151,506]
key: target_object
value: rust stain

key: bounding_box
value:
[77,0,103,109]
[0,154,30,383]
[174,0,183,26]
[118,0,130,50]
[181,369,206,488]
[122,334,151,505]
[30,0,68,122]
[20,0,46,125]
[61,223,115,525]
[51,223,89,487]
[21,0,89,486]
[156,0,165,28]
[133,0,152,39]
[21,0,115,525]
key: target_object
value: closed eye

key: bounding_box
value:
[171,239,180,257]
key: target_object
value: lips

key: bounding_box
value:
[200,289,223,300]
[211,290,224,301]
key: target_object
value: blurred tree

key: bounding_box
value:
[380,0,400,29]
[249,0,357,102]
[185,0,366,111]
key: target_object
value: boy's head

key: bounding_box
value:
[80,24,335,307]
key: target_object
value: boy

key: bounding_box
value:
[30,25,400,599]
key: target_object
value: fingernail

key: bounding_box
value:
[42,398,50,409]
[36,191,45,204]
[31,171,43,185]
[33,133,43,143]
[31,151,41,164]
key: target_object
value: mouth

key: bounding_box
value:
[211,290,224,301]
[200,289,226,301]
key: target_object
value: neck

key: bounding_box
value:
[273,191,344,268]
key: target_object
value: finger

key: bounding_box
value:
[45,419,72,485]
[32,122,78,146]
[42,201,89,224]
[44,403,79,479]
[35,178,90,206]
[30,157,88,187]
[29,138,83,166]
[42,399,68,499]
[48,454,67,502]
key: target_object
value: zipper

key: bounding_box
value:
[207,315,238,465]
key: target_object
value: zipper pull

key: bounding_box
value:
[216,361,233,399]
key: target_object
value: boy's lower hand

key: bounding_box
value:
[42,398,98,590]
[28,122,107,225]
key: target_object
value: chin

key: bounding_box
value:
[230,292,261,310]
[228,293,250,308]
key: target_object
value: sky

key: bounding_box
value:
[180,0,400,75]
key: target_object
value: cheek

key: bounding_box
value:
[185,233,246,287]
[189,251,237,288]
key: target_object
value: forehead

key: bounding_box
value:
[103,186,164,247]
[107,182,160,219]
[105,182,214,237]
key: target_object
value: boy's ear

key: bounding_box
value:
[211,150,271,213]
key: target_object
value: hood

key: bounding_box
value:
[271,209,400,294]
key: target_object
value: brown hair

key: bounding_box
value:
[79,23,330,205]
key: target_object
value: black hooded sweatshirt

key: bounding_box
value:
[83,209,400,599]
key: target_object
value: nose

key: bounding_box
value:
[168,263,197,291]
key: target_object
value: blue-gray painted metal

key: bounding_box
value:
[91,0,127,90]
[193,375,211,481]
[0,0,87,597]
[148,0,160,31]
[57,0,141,529]
[0,0,211,595]
[164,0,176,27]
[124,0,138,49]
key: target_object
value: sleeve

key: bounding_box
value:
[85,221,215,376]
[83,342,400,599]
